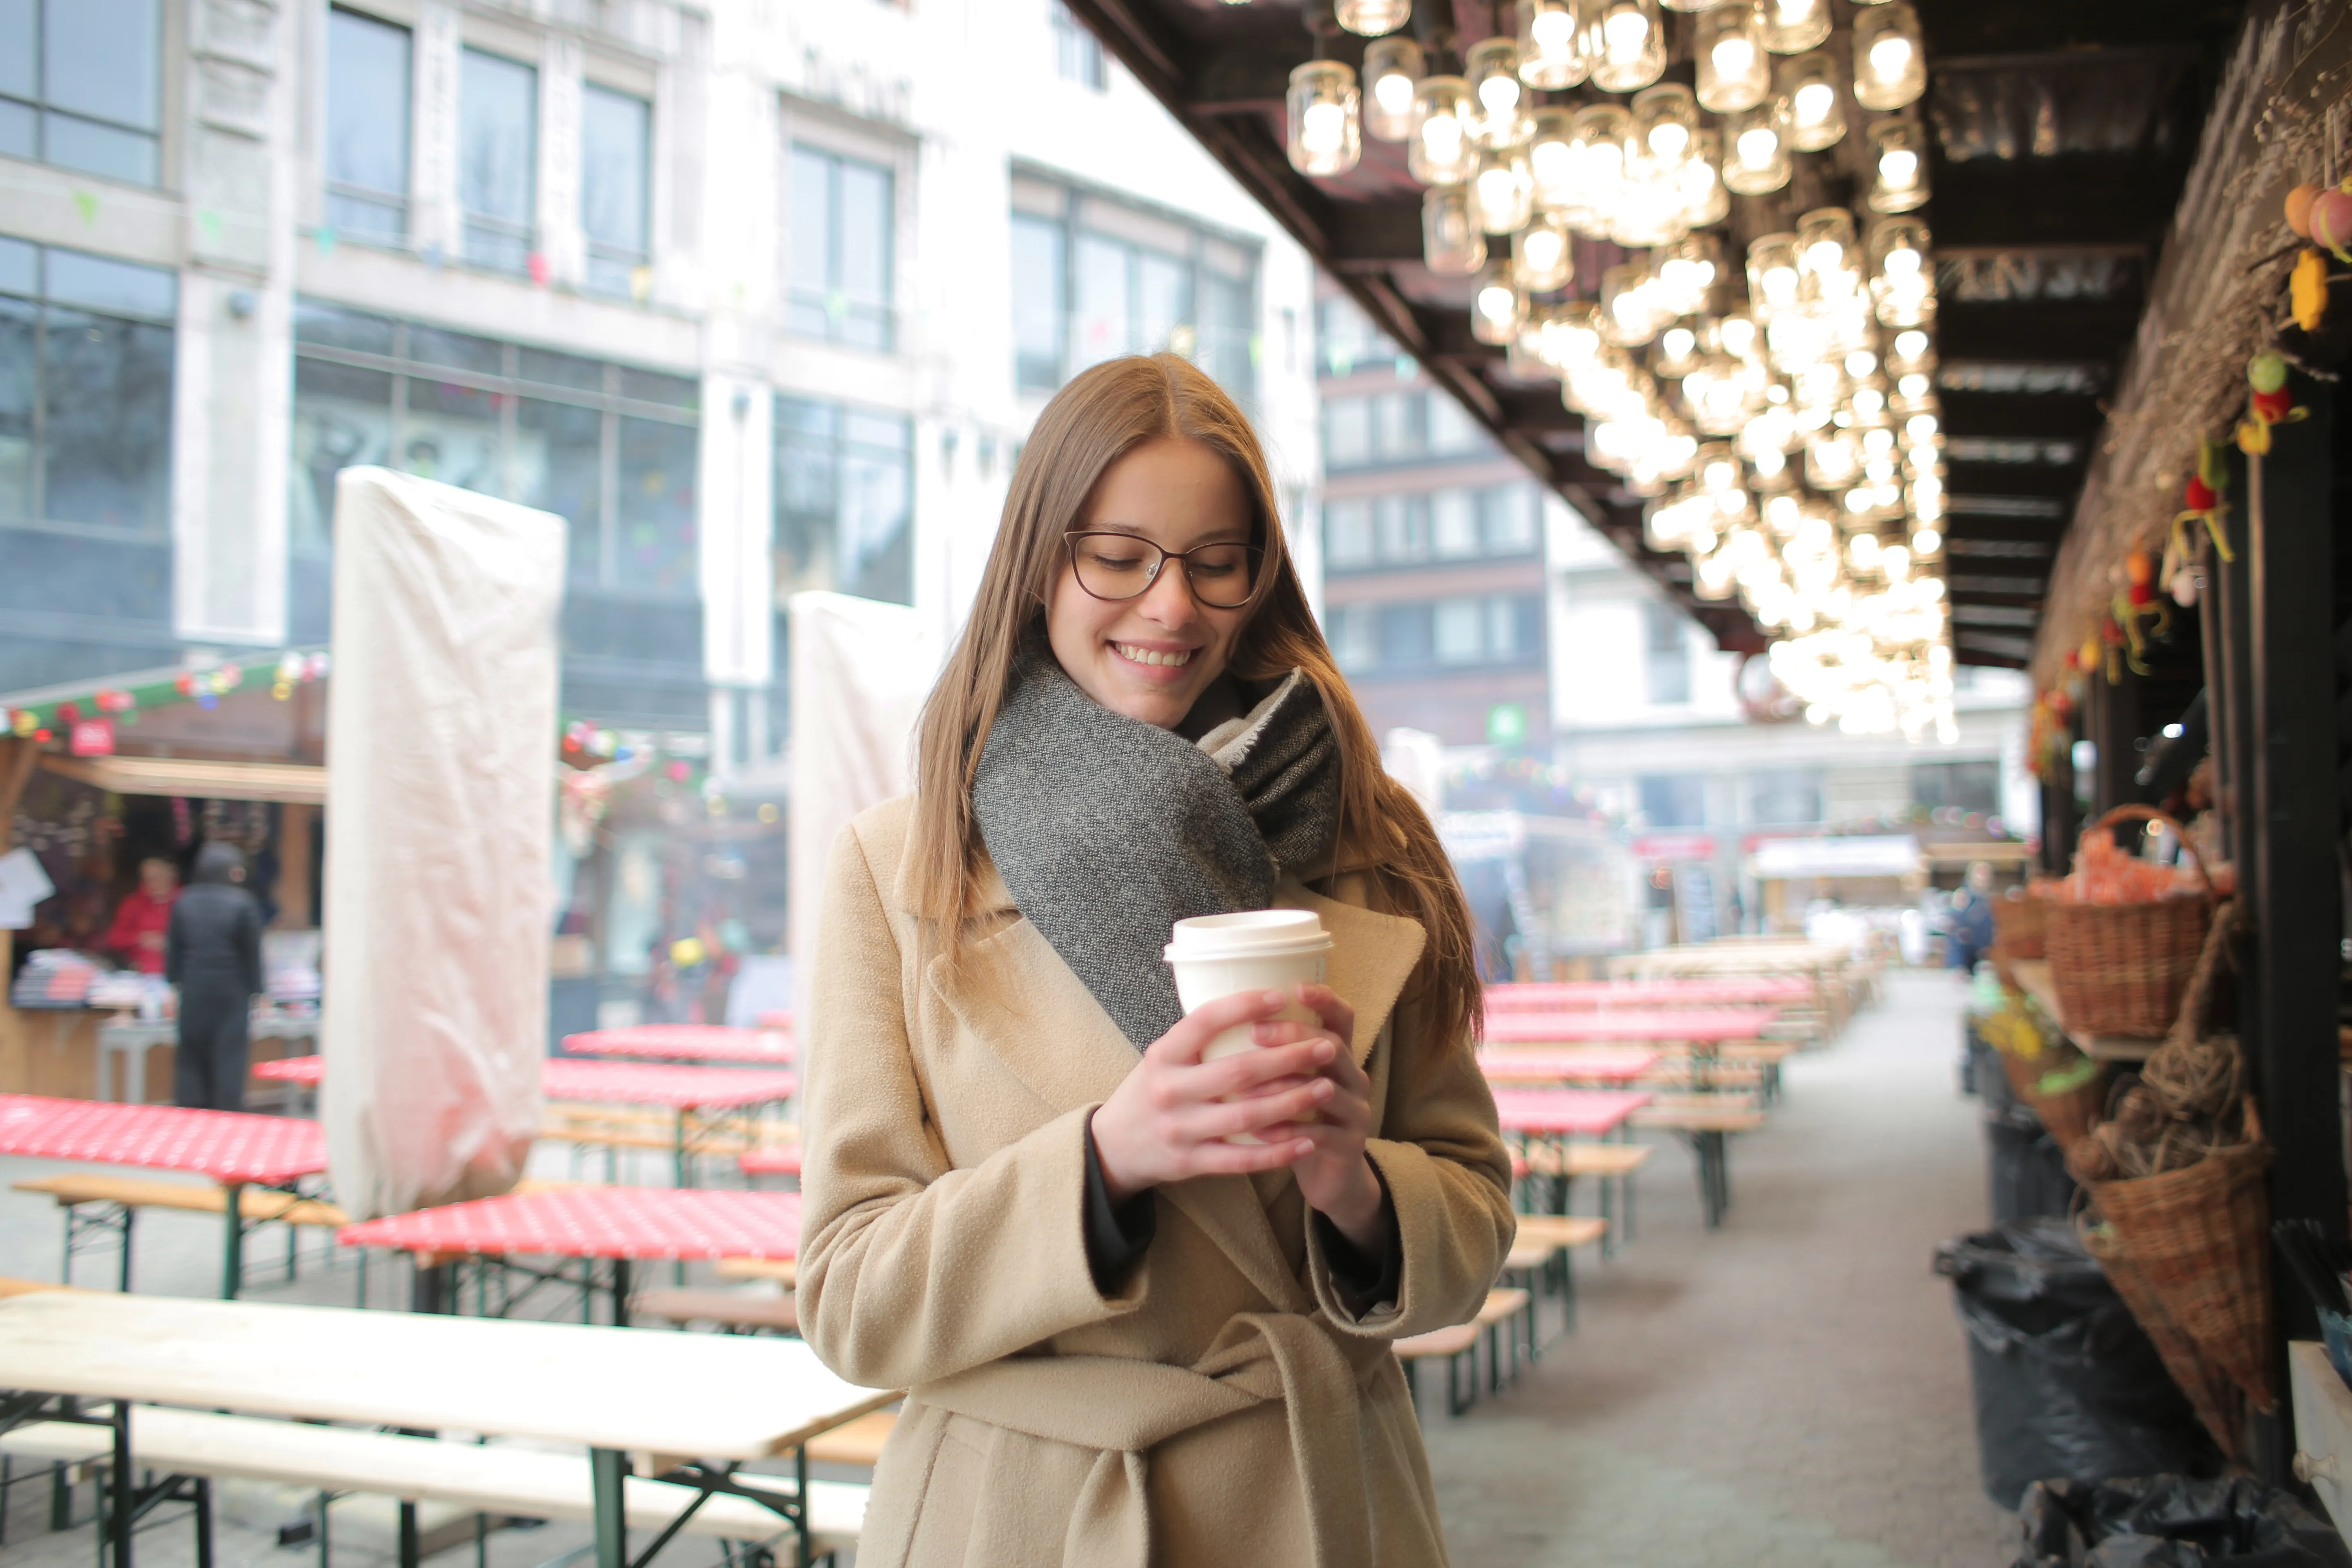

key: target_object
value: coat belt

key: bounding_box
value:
[913,1311,1394,1566]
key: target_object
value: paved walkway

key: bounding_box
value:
[1421,967,2014,1568]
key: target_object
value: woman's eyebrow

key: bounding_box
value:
[1087,521,1254,544]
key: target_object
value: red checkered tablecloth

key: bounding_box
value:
[1477,1048,1659,1084]
[1489,1089,1654,1138]
[0,1094,326,1185]
[1485,978,1811,1011]
[251,1058,796,1108]
[1480,1008,1780,1045]
[561,1025,793,1063]
[737,1146,802,1177]
[339,1185,802,1262]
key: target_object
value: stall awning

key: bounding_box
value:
[1753,836,1923,880]
[40,754,327,806]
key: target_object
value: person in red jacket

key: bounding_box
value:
[104,858,180,975]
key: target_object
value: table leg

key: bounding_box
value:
[589,1448,628,1568]
[118,1208,135,1294]
[219,1184,245,1301]
[412,1257,452,1315]
[107,1397,133,1568]
[612,1257,632,1328]
[794,1444,812,1568]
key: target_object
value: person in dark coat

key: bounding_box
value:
[167,842,265,1111]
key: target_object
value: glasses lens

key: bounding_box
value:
[1184,543,1261,608]
[1070,535,1160,601]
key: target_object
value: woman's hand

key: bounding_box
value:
[1091,990,1339,1203]
[1250,985,1384,1253]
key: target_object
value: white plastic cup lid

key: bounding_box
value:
[1164,909,1333,962]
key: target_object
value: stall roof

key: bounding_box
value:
[40,754,328,807]
[1066,0,2244,666]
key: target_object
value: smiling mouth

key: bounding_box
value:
[1112,643,1194,668]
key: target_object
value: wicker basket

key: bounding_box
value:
[1991,890,2049,960]
[2079,1212,2247,1459]
[2045,805,2214,1038]
[2021,1064,2109,1153]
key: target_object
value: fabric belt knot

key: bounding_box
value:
[913,1310,1392,1567]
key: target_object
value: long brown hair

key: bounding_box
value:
[907,354,1482,1051]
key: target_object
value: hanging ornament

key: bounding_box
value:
[2292,249,2329,334]
[2310,184,2352,261]
[2235,352,2305,455]
[2112,551,2167,674]
[2176,438,2234,564]
[2287,183,2322,238]
[2100,615,2127,684]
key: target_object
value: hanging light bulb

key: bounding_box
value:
[1512,214,1576,291]
[1409,76,1475,185]
[1631,82,1699,168]
[1336,0,1412,35]
[1528,107,1579,210]
[1421,186,1487,274]
[1867,215,1935,327]
[1557,105,1633,236]
[1466,38,1531,148]
[1586,0,1666,93]
[1851,2,1925,111]
[1795,206,1859,289]
[1601,258,1669,345]
[1541,298,1605,371]
[1781,51,1846,150]
[1696,3,1770,114]
[1286,62,1362,177]
[1676,127,1730,228]
[1760,0,1829,52]
[1362,37,1426,142]
[1655,321,1701,376]
[1655,232,1721,315]
[1744,232,1801,320]
[1472,145,1536,233]
[1722,96,1792,194]
[1472,261,1526,345]
[1517,0,1590,89]
[1866,116,1931,212]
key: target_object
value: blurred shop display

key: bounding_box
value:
[1441,811,1641,981]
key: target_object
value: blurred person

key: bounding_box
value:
[167,842,264,1111]
[104,857,179,974]
[1945,859,1997,975]
[797,356,1513,1568]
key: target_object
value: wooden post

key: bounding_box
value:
[276,802,316,928]
[0,738,42,1090]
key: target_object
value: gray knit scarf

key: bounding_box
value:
[972,643,1343,1048]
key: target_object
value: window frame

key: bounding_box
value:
[579,80,653,298]
[457,45,540,278]
[0,0,168,190]
[1049,2,1107,91]
[771,392,916,608]
[322,6,414,249]
[786,141,898,355]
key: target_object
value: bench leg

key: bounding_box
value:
[397,1502,419,1568]
[589,1448,629,1568]
[106,1401,132,1568]
[316,1490,330,1568]
[191,1478,213,1568]
[219,1185,245,1301]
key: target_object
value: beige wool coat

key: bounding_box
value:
[797,794,1515,1568]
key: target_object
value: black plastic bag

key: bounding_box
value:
[1988,1118,2080,1225]
[1938,1219,2221,1508]
[2013,1476,2352,1567]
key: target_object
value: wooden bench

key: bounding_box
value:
[13,1173,349,1294]
[1510,1142,1651,1252]
[633,1287,800,1337]
[540,1105,786,1184]
[0,1405,868,1567]
[1632,1101,1769,1229]
[804,1410,896,1469]
[717,1256,798,1290]
[1397,1287,1533,1417]
[1506,1215,1606,1334]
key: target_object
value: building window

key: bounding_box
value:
[1322,483,1538,573]
[1748,770,1822,825]
[1324,497,1374,570]
[288,301,699,593]
[788,144,895,353]
[1644,601,1690,706]
[1010,177,1258,401]
[1913,760,2001,816]
[325,8,412,247]
[1051,2,1106,90]
[1321,390,1493,471]
[1316,292,1396,377]
[1483,484,1540,555]
[580,83,651,299]
[0,0,163,187]
[459,48,538,276]
[0,239,176,535]
[1325,592,1540,675]
[1639,774,1708,829]
[774,395,913,606]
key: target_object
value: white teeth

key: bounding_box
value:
[1114,643,1193,668]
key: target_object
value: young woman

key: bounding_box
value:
[799,354,1513,1568]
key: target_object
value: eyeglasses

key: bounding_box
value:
[1064,532,1263,610]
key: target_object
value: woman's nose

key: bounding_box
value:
[1137,560,1201,625]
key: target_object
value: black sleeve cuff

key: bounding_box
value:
[1081,1119,1157,1296]
[1314,1163,1402,1318]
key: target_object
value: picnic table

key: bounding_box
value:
[1477,1047,1659,1084]
[560,1024,794,1064]
[1479,1008,1781,1044]
[256,1058,799,1185]
[340,1186,801,1325]
[0,1287,890,1568]
[0,1094,325,1298]
[1484,978,1811,1010]
[1488,1088,1653,1139]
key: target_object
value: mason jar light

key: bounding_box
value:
[1362,37,1426,142]
[1471,144,1536,233]
[1336,0,1413,36]
[1286,62,1362,178]
[1866,116,1931,212]
[1466,37,1530,148]
[1781,51,1845,150]
[1527,107,1579,209]
[1851,2,1925,111]
[1696,2,1770,114]
[1472,260,1526,345]
[1586,0,1666,93]
[1721,96,1792,194]
[1513,214,1576,292]
[1517,0,1590,89]
[1867,215,1936,327]
[1409,76,1476,185]
[1679,127,1730,226]
[1422,185,1487,274]
[1760,0,1829,52]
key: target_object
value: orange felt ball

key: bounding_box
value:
[2125,549,2153,586]
[2287,183,2322,239]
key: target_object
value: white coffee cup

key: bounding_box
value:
[1165,911,1334,1142]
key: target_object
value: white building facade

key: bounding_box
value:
[0,0,1321,764]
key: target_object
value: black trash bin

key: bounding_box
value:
[2013,1477,2352,1568]
[1937,1219,2221,1509]
[1987,1118,2079,1225]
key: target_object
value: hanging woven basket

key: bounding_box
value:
[2045,804,2215,1038]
